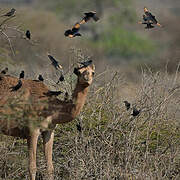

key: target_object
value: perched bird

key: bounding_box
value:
[45,90,63,96]
[78,60,93,67]
[38,74,44,81]
[19,70,24,79]
[123,101,131,111]
[25,30,31,40]
[64,92,69,101]
[131,107,141,117]
[1,67,8,74]
[80,11,99,24]
[56,74,65,84]
[10,80,22,91]
[76,123,82,133]
[1,8,16,17]
[143,7,162,27]
[64,23,82,38]
[47,54,62,70]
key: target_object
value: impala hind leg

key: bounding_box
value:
[42,130,54,180]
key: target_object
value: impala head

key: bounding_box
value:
[74,64,95,86]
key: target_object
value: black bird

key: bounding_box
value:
[64,92,69,101]
[123,101,131,111]
[45,90,63,96]
[56,74,64,84]
[131,107,141,117]
[144,22,154,29]
[80,11,99,24]
[19,70,24,79]
[10,80,22,91]
[144,7,162,27]
[38,74,44,81]
[1,8,16,17]
[78,60,92,67]
[25,30,31,40]
[76,123,82,133]
[1,67,8,74]
[47,54,62,70]
[64,23,82,38]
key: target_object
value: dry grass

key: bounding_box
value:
[0,64,179,180]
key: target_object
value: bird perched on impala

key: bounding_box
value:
[64,22,81,38]
[143,7,162,27]
[47,54,62,70]
[10,80,22,91]
[80,11,99,24]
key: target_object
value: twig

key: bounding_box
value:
[1,31,15,56]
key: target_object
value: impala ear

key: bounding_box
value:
[73,68,80,76]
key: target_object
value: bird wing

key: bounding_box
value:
[48,55,58,64]
[92,15,99,22]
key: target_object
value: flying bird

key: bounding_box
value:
[47,54,62,70]
[78,60,93,67]
[25,30,31,40]
[1,67,8,74]
[80,11,99,24]
[1,8,16,17]
[10,80,22,91]
[143,7,162,27]
[131,107,141,117]
[139,21,154,29]
[56,74,64,84]
[64,22,81,38]
[38,74,44,81]
[123,101,131,111]
[19,70,24,79]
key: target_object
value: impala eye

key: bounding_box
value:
[92,72,95,76]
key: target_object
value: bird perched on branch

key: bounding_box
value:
[25,30,31,40]
[1,8,16,17]
[80,11,99,24]
[1,67,8,74]
[143,7,162,27]
[123,101,131,111]
[131,107,141,117]
[10,80,22,91]
[56,74,64,84]
[64,22,81,38]
[78,60,93,67]
[19,70,24,79]
[38,74,44,81]
[47,54,62,70]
